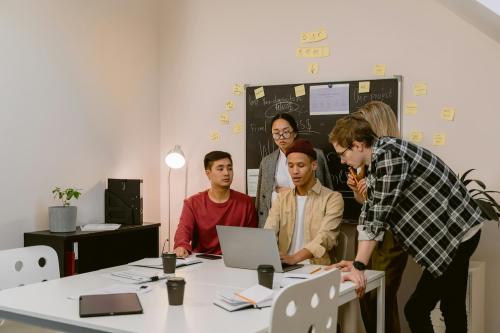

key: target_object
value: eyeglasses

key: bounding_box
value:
[272,131,293,140]
[336,147,350,158]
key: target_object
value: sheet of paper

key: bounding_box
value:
[210,131,221,141]
[373,64,386,76]
[225,100,235,111]
[405,102,418,115]
[219,112,230,125]
[80,224,121,231]
[409,131,423,143]
[308,63,319,74]
[310,84,349,115]
[441,107,455,121]
[232,122,243,134]
[413,82,427,96]
[247,169,259,197]
[300,29,328,43]
[254,87,265,99]
[232,84,244,95]
[432,133,446,146]
[358,81,370,93]
[294,84,306,97]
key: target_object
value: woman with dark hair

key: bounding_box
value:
[255,113,333,227]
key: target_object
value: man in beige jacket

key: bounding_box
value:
[264,139,344,265]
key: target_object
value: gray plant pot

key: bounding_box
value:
[49,206,77,233]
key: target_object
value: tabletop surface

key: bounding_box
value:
[0,257,384,333]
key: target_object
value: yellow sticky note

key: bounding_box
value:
[405,102,418,115]
[359,81,370,93]
[254,87,265,99]
[300,29,328,43]
[225,100,235,111]
[209,131,221,141]
[294,84,306,97]
[432,133,446,146]
[321,46,330,57]
[296,46,330,58]
[409,131,423,143]
[232,84,244,95]
[414,82,427,96]
[441,107,455,121]
[219,112,230,124]
[373,64,386,76]
[233,122,243,134]
[308,63,319,74]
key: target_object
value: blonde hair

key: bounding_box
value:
[355,101,400,138]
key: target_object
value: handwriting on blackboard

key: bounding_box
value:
[353,87,394,105]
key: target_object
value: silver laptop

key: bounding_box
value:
[216,225,303,273]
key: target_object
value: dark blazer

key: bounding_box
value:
[255,148,333,228]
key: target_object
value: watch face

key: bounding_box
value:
[353,261,366,270]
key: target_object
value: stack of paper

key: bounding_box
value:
[127,257,202,269]
[103,269,167,284]
[214,285,274,312]
[80,224,121,231]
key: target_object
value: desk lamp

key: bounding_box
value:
[164,145,186,251]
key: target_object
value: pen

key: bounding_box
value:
[309,267,322,274]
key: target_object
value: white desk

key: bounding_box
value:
[0,259,384,333]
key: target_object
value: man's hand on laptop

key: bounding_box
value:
[280,248,313,265]
[174,247,189,258]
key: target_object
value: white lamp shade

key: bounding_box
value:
[165,145,185,169]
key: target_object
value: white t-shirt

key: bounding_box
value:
[288,195,307,255]
[271,150,294,203]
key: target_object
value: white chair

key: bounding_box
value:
[269,268,341,333]
[0,246,61,332]
[0,245,60,291]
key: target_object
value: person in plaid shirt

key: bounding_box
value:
[328,113,483,333]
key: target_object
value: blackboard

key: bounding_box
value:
[246,77,401,220]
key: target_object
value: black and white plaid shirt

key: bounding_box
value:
[359,137,483,277]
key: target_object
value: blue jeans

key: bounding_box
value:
[404,230,481,333]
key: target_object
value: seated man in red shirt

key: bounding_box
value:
[173,151,257,257]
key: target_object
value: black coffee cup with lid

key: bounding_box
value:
[162,252,177,274]
[257,264,274,289]
[167,277,186,306]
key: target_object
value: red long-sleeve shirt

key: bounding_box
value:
[173,189,257,254]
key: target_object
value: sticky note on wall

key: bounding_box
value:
[210,131,221,141]
[373,64,386,76]
[232,84,244,95]
[441,107,455,121]
[409,131,423,143]
[225,100,235,111]
[233,122,243,134]
[254,87,265,99]
[405,103,418,115]
[359,81,370,93]
[296,46,330,58]
[294,84,306,97]
[308,63,319,74]
[300,29,328,43]
[413,82,427,96]
[432,133,446,146]
[219,112,230,124]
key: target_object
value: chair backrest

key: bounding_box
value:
[269,268,340,333]
[0,245,60,290]
[330,230,348,263]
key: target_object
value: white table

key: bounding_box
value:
[0,259,385,333]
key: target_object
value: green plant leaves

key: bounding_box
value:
[52,187,82,207]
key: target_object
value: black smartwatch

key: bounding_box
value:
[353,260,367,271]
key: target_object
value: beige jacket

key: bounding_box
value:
[264,180,344,265]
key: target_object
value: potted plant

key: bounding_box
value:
[49,187,82,232]
[460,169,499,222]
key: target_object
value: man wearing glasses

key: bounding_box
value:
[329,113,483,333]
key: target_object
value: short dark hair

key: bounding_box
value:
[271,113,299,134]
[204,151,232,170]
[329,113,378,148]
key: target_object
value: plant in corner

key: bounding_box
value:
[460,169,499,223]
[49,187,82,233]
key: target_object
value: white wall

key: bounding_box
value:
[0,0,161,249]
[159,0,500,332]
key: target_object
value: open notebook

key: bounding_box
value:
[127,257,201,269]
[214,285,274,312]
